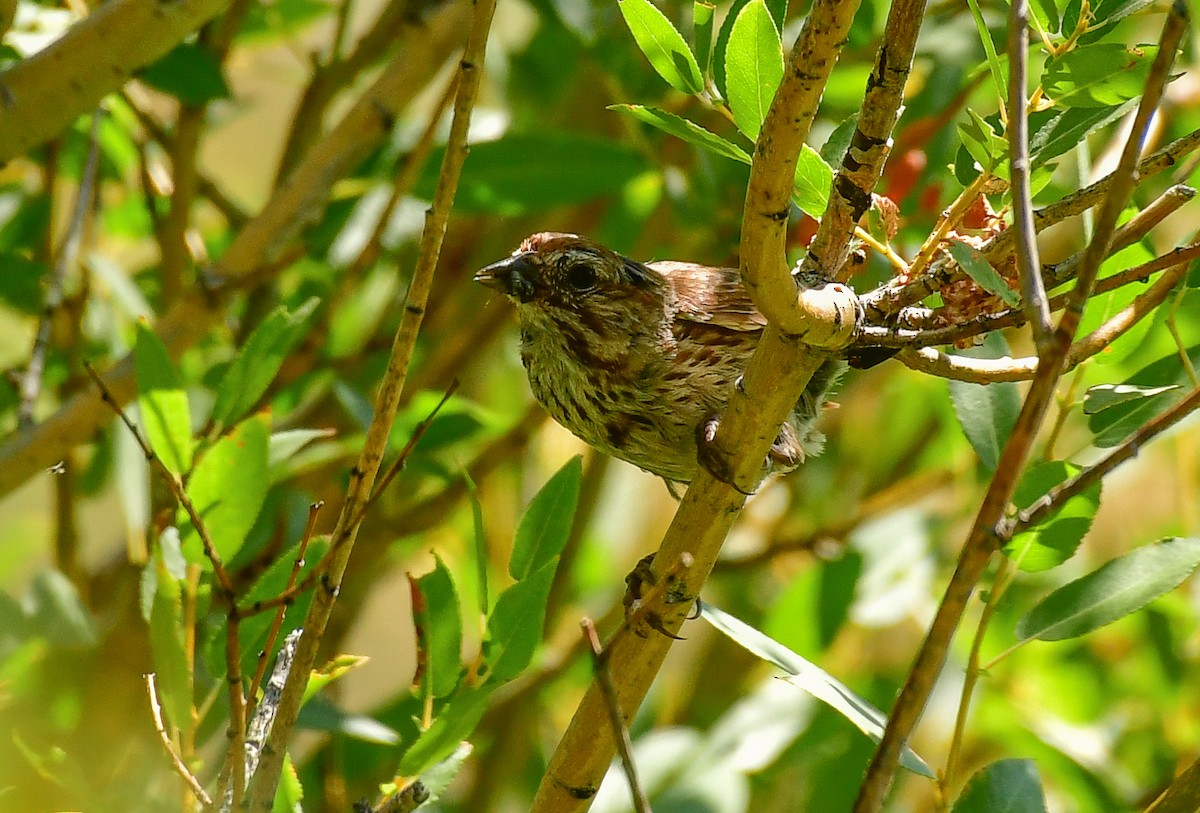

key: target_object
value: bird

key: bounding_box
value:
[475,232,842,487]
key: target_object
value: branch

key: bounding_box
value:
[1006,0,1051,347]
[799,0,924,283]
[1008,383,1200,536]
[0,0,232,162]
[145,673,213,808]
[531,2,866,809]
[242,0,497,804]
[854,6,1190,809]
[0,1,470,499]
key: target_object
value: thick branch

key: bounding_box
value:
[0,2,470,499]
[530,3,864,810]
[0,0,232,163]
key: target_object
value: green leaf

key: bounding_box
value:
[138,43,230,106]
[415,134,649,216]
[1042,44,1160,108]
[268,428,336,470]
[1005,462,1101,572]
[0,253,48,314]
[211,298,319,433]
[1083,383,1180,414]
[1087,340,1200,446]
[1027,102,1136,165]
[28,570,97,648]
[148,556,192,728]
[617,0,704,94]
[610,104,751,163]
[948,334,1021,471]
[701,601,934,778]
[952,759,1047,813]
[486,559,558,683]
[465,474,489,616]
[1016,537,1200,642]
[947,240,1020,308]
[412,555,463,699]
[509,456,582,581]
[413,742,473,806]
[793,145,833,217]
[398,685,493,776]
[957,109,1008,179]
[220,537,329,678]
[693,1,715,74]
[178,413,270,567]
[724,0,784,139]
[135,321,193,476]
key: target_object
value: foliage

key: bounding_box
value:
[0,0,1198,810]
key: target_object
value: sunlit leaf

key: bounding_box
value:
[952,759,1047,812]
[509,456,581,581]
[1016,537,1200,642]
[135,321,193,476]
[617,0,704,94]
[724,0,783,139]
[701,601,934,778]
[1042,45,1159,108]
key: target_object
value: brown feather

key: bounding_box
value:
[649,261,767,333]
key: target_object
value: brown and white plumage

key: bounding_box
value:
[475,232,839,484]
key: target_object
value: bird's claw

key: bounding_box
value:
[695,415,756,496]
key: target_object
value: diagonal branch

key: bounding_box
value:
[242,0,497,804]
[853,6,1190,810]
[0,2,470,500]
[0,0,232,163]
[530,2,870,810]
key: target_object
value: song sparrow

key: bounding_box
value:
[475,233,842,485]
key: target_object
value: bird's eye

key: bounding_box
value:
[565,264,598,291]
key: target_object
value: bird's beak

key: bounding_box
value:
[474,253,536,302]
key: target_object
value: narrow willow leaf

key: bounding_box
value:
[178,413,270,566]
[412,554,463,699]
[398,685,492,775]
[948,333,1021,471]
[610,104,751,163]
[618,0,704,94]
[952,759,1047,813]
[134,321,193,475]
[1042,44,1159,108]
[1082,383,1180,414]
[957,109,1008,179]
[148,557,192,728]
[509,456,581,581]
[486,559,557,682]
[693,1,715,74]
[211,298,319,433]
[1005,461,1100,572]
[701,601,934,778]
[1016,537,1200,642]
[947,240,1020,308]
[724,0,783,139]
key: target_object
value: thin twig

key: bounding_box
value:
[1006,0,1051,349]
[582,619,651,813]
[82,362,236,598]
[897,255,1190,382]
[246,502,324,704]
[1009,384,1200,536]
[856,242,1200,350]
[243,3,498,805]
[19,109,102,428]
[853,8,1190,810]
[146,673,213,807]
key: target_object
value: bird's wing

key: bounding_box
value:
[648,261,767,332]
